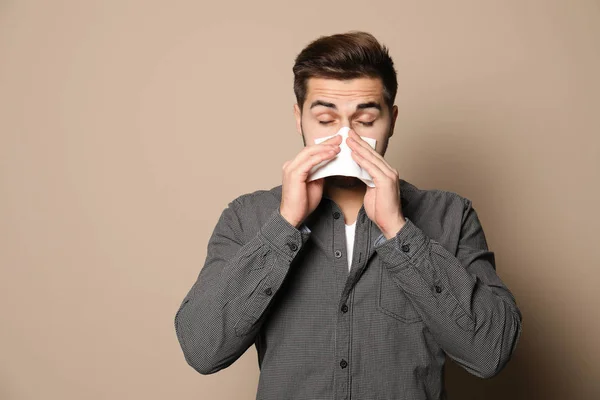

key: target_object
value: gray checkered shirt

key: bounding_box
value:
[174,178,522,399]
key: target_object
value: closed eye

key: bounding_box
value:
[318,121,375,126]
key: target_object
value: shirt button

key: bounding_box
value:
[340,359,348,368]
[264,287,272,295]
[333,211,341,219]
[435,285,442,293]
[288,242,298,251]
[341,304,348,313]
[334,250,342,258]
[401,244,410,252]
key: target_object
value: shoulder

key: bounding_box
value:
[401,179,472,246]
[221,185,282,241]
[401,178,470,210]
[228,184,282,212]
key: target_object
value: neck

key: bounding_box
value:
[323,179,366,225]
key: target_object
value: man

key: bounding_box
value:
[174,31,522,400]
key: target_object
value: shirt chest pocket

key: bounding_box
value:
[377,263,423,323]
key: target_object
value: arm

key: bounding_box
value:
[174,199,311,375]
[373,198,522,379]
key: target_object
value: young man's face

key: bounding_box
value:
[293,76,398,158]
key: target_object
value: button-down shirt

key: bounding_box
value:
[174,178,522,400]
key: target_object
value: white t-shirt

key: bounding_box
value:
[344,220,357,271]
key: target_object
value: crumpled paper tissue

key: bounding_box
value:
[307,126,377,187]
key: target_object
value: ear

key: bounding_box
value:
[293,103,302,135]
[388,105,398,138]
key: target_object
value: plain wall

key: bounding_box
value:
[1,1,598,399]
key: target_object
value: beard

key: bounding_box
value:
[325,175,363,189]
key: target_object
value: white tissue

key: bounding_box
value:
[307,126,377,187]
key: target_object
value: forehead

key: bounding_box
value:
[305,77,384,109]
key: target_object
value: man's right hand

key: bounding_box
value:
[280,134,342,228]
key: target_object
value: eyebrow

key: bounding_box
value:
[309,100,382,112]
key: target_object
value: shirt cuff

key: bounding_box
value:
[373,217,429,269]
[258,205,311,260]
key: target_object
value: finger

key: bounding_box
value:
[347,130,396,179]
[286,141,338,171]
[320,133,343,144]
[286,135,341,172]
[346,129,373,148]
[351,150,391,185]
[286,145,339,177]
[297,147,339,177]
[346,129,385,162]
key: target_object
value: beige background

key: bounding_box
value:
[1,1,599,399]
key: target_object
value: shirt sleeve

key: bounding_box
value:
[174,200,311,375]
[373,198,522,379]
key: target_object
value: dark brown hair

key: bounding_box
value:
[293,31,398,114]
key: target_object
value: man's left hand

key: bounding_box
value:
[346,128,406,240]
